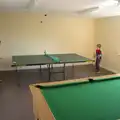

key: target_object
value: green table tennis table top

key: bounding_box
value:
[12,53,91,66]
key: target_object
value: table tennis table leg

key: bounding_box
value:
[63,63,66,80]
[48,64,51,81]
[72,64,75,78]
[51,64,53,70]
[15,66,20,86]
[40,65,41,72]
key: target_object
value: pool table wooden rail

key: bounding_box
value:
[29,73,120,120]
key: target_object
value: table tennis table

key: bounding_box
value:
[12,53,92,83]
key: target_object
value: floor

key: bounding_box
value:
[0,64,114,120]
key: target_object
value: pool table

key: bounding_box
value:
[30,74,120,120]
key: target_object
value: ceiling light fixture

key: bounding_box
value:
[100,0,118,8]
[75,0,120,15]
[116,0,120,6]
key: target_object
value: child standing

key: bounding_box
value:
[95,44,102,73]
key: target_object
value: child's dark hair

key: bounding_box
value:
[97,44,101,48]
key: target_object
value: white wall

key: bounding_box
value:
[95,16,120,73]
[0,12,95,70]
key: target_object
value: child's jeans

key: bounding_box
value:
[95,57,101,72]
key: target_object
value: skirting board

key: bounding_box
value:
[1,62,119,73]
[100,65,119,74]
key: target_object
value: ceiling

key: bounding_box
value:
[0,0,120,17]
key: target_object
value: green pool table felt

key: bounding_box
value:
[38,76,120,120]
